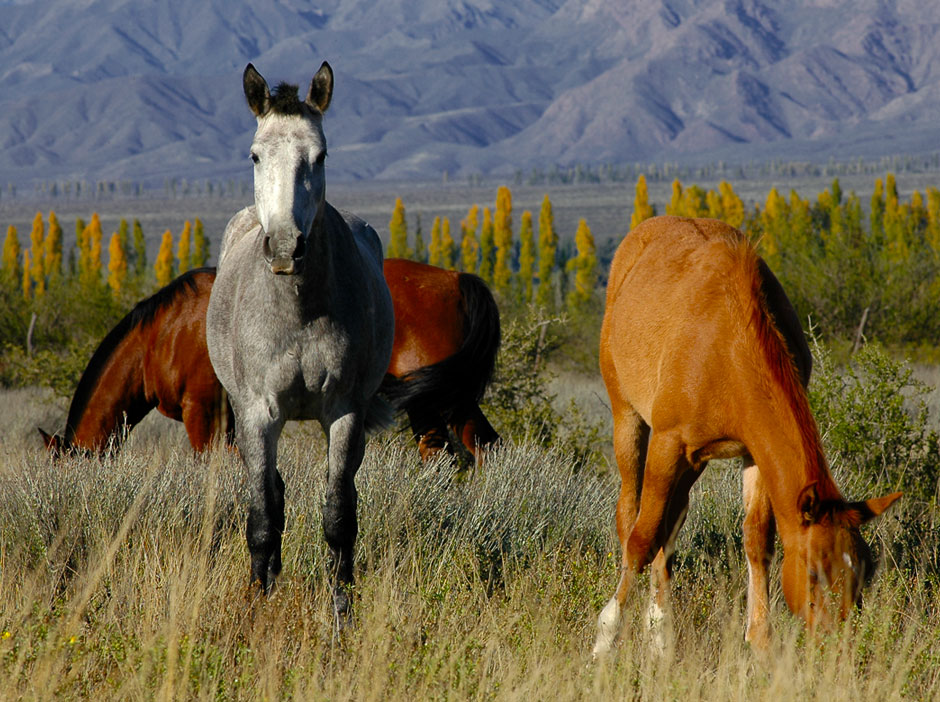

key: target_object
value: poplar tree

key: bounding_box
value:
[79,213,104,290]
[719,181,745,228]
[759,187,788,262]
[493,186,513,296]
[107,231,128,296]
[387,197,410,258]
[536,194,557,308]
[177,220,192,274]
[44,211,63,284]
[441,217,456,270]
[132,219,147,278]
[478,206,494,283]
[428,216,443,267]
[870,178,885,245]
[154,229,175,287]
[926,187,940,259]
[666,179,683,216]
[517,210,535,304]
[1,225,21,290]
[22,249,32,301]
[566,218,597,314]
[28,212,45,296]
[630,174,655,229]
[192,218,209,268]
[460,205,480,273]
[413,214,426,263]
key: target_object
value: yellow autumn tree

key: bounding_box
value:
[719,181,745,228]
[428,216,444,267]
[631,174,655,229]
[926,187,940,259]
[44,211,63,284]
[28,212,45,296]
[22,249,32,301]
[79,213,104,290]
[177,220,192,274]
[441,217,456,270]
[536,194,557,308]
[493,186,513,296]
[759,187,788,263]
[154,229,175,287]
[107,231,128,296]
[665,179,683,216]
[2,225,21,290]
[566,218,597,314]
[387,197,410,259]
[517,210,535,304]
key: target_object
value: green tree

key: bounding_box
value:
[460,205,480,273]
[478,207,494,283]
[192,218,209,268]
[387,197,410,259]
[536,194,557,308]
[413,214,426,263]
[565,218,597,314]
[132,219,147,278]
[493,186,514,296]
[630,174,656,229]
[870,177,885,245]
[517,210,535,304]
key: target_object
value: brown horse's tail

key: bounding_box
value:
[381,271,501,424]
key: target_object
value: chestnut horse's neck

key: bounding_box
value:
[64,270,208,450]
[736,254,842,532]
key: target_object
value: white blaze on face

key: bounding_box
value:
[251,112,327,248]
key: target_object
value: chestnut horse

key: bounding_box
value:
[592,216,901,655]
[40,260,499,460]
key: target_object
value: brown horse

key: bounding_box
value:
[41,260,500,460]
[592,216,901,656]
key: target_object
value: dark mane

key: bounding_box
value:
[64,267,216,441]
[269,82,305,115]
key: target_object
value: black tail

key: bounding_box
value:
[382,272,500,422]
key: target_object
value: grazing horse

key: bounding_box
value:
[40,258,500,462]
[39,268,233,454]
[592,216,901,656]
[206,61,396,626]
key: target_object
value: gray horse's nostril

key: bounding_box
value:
[262,235,274,263]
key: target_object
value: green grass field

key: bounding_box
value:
[1,378,939,700]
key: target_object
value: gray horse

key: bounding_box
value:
[206,62,394,627]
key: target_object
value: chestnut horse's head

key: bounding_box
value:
[781,483,902,630]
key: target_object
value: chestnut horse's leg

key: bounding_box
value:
[453,403,499,464]
[742,461,775,650]
[648,466,700,650]
[182,398,216,452]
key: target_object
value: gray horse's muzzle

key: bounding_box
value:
[262,233,306,275]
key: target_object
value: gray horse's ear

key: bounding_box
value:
[306,61,333,113]
[244,63,271,117]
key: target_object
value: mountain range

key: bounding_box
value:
[1,0,939,187]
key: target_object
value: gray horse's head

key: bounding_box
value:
[243,62,333,275]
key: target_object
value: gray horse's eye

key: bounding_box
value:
[250,152,260,164]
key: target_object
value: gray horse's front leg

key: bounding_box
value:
[238,407,286,594]
[322,411,366,630]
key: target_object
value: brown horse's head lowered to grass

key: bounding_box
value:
[593,215,901,656]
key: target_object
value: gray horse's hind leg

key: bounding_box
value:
[322,411,366,630]
[239,407,286,594]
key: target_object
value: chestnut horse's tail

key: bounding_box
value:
[382,271,500,423]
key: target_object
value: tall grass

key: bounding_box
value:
[1,426,938,700]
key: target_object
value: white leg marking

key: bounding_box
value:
[593,597,622,658]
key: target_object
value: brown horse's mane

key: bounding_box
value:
[740,243,842,502]
[64,268,214,441]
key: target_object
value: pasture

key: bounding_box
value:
[1,331,939,699]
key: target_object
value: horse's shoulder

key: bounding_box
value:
[334,205,383,269]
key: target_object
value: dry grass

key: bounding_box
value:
[1,409,939,701]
